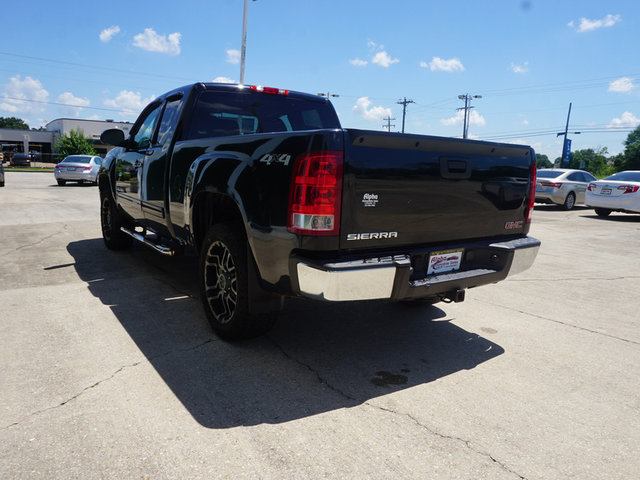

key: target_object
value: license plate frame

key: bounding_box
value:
[601,187,611,195]
[427,249,464,275]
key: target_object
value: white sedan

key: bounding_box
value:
[54,155,102,186]
[585,170,640,217]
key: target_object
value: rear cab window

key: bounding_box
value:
[182,87,340,140]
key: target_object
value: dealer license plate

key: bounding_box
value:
[601,188,611,195]
[427,249,463,275]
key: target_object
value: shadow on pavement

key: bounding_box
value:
[67,239,504,428]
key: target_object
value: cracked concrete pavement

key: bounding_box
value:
[1,172,639,479]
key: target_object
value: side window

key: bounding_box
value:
[583,172,596,182]
[566,172,581,181]
[157,97,183,146]
[133,105,162,149]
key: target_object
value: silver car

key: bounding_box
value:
[54,155,102,186]
[535,168,596,210]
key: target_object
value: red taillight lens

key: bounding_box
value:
[526,162,536,224]
[287,151,343,236]
[587,183,596,191]
[541,182,562,188]
[618,185,639,194]
[250,85,289,95]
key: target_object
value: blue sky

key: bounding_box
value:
[1,0,638,159]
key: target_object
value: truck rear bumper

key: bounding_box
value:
[293,236,540,302]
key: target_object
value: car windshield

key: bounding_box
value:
[603,171,640,182]
[537,170,563,179]
[63,156,92,164]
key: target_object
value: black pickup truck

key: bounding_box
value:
[99,82,540,340]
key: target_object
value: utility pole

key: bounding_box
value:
[457,93,482,139]
[397,98,414,133]
[383,116,396,132]
[556,102,581,166]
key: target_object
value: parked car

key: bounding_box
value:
[10,153,31,167]
[54,155,102,186]
[535,168,596,210]
[585,170,640,217]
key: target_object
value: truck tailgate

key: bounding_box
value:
[340,129,534,250]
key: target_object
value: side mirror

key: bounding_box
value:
[100,128,126,146]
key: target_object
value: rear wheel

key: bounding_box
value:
[199,224,277,340]
[100,190,133,250]
[563,192,576,210]
[594,208,611,217]
[57,179,66,186]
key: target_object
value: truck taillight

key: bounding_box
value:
[525,162,536,224]
[287,151,343,236]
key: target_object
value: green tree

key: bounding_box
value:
[535,153,552,169]
[0,116,30,130]
[622,125,640,170]
[54,129,96,158]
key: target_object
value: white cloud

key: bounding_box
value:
[56,92,90,117]
[371,51,399,68]
[609,111,640,128]
[510,61,529,74]
[352,97,392,123]
[569,14,621,32]
[608,77,635,93]
[522,119,529,125]
[423,57,465,72]
[213,76,236,84]
[99,25,120,43]
[440,109,486,127]
[104,90,155,117]
[226,49,240,64]
[350,58,368,67]
[0,75,49,115]
[133,28,181,55]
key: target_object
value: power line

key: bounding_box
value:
[383,116,395,132]
[0,95,139,114]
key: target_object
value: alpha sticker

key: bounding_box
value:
[362,193,379,207]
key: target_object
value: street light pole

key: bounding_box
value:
[240,0,249,85]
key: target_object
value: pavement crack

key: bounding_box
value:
[266,336,356,402]
[475,298,640,346]
[366,403,527,479]
[2,338,215,430]
[1,229,66,258]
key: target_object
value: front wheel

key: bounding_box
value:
[594,208,611,217]
[199,224,277,340]
[100,191,133,250]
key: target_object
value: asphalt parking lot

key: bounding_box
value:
[1,171,639,479]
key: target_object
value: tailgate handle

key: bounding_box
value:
[440,157,472,179]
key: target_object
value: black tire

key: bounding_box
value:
[100,190,133,250]
[563,192,576,210]
[57,179,66,186]
[594,208,611,217]
[199,224,277,340]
